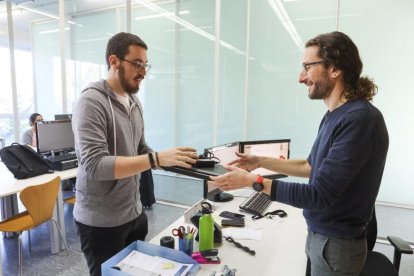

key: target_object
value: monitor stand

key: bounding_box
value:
[208,191,234,202]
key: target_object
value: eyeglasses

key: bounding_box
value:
[119,58,151,72]
[302,60,325,72]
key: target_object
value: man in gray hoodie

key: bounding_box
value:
[72,32,197,276]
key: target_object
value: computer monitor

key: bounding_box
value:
[203,142,240,202]
[54,114,72,120]
[35,120,75,155]
[240,139,290,179]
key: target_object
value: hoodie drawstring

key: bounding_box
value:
[107,95,117,155]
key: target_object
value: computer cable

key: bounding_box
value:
[251,209,287,220]
[200,149,220,164]
[223,236,256,256]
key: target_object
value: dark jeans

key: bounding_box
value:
[76,213,148,276]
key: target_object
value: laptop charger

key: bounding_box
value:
[193,159,217,168]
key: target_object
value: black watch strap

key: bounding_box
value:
[271,179,279,200]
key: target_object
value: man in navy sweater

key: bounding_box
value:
[209,31,389,276]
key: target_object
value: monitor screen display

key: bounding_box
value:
[54,114,72,120]
[207,141,240,166]
[240,139,290,178]
[36,120,75,154]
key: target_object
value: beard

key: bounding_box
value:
[118,64,141,95]
[308,70,334,100]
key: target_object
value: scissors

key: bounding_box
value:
[172,226,186,238]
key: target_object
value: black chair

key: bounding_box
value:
[360,208,412,276]
[306,208,413,276]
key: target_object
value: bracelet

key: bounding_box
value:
[155,152,160,167]
[148,153,156,169]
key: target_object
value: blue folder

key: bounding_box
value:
[102,240,200,276]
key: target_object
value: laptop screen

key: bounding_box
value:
[240,139,290,178]
[54,114,72,120]
[206,141,240,165]
[36,120,75,155]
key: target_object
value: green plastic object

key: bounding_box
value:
[198,202,214,251]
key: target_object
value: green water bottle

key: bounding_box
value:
[198,202,214,251]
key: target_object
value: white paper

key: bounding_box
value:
[116,250,194,276]
[222,228,262,240]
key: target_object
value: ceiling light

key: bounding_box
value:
[267,0,303,50]
[134,0,247,56]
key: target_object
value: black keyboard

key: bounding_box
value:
[239,192,272,216]
[48,153,77,163]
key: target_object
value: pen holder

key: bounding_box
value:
[179,236,193,256]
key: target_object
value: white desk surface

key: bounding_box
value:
[150,188,307,276]
[0,162,77,196]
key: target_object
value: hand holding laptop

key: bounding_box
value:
[157,147,197,169]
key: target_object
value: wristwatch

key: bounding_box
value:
[252,175,264,192]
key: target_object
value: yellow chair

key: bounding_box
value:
[0,176,69,276]
[64,196,76,205]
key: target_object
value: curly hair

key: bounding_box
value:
[105,32,148,70]
[306,31,377,101]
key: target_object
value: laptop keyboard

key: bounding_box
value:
[239,192,272,216]
[47,153,77,163]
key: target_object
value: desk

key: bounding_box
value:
[0,162,77,273]
[149,189,308,275]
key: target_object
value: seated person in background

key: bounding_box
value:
[21,113,43,147]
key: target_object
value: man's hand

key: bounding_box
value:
[228,152,260,171]
[158,147,197,168]
[208,165,256,191]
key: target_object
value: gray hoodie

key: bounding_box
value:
[72,79,151,227]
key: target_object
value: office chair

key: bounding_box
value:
[360,208,413,276]
[64,196,76,205]
[305,208,413,276]
[0,176,69,276]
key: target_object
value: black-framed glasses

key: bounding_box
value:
[302,60,325,72]
[119,58,151,72]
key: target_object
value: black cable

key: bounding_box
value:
[252,209,287,220]
[224,236,256,256]
[201,149,221,164]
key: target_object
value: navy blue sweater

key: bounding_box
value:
[272,99,388,238]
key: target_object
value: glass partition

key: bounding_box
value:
[65,10,118,112]
[247,0,338,156]
[339,0,414,205]
[1,1,54,144]
[130,1,177,150]
[175,0,216,151]
[216,0,247,145]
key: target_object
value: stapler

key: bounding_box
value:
[191,249,221,264]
